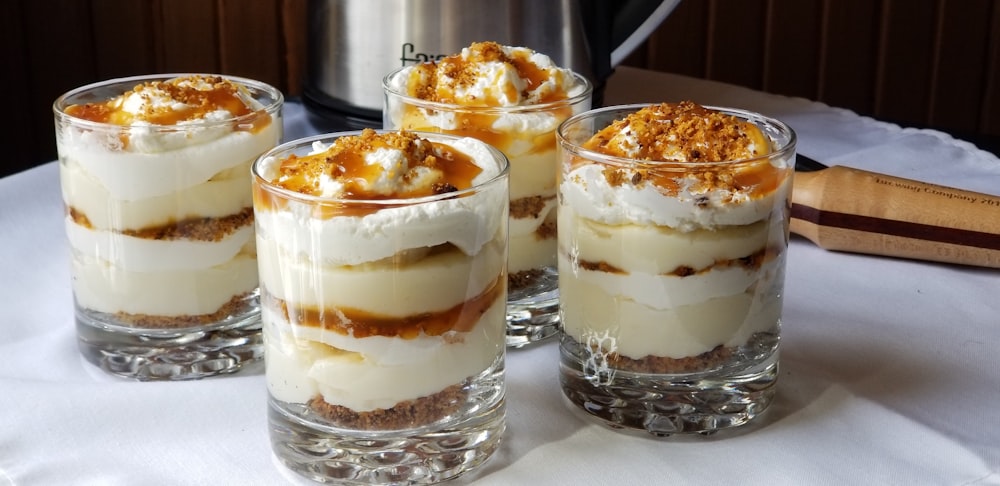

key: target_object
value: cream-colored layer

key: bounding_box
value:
[561,252,765,309]
[389,115,556,201]
[72,251,258,316]
[257,237,504,316]
[65,217,253,272]
[507,149,556,200]
[508,230,555,274]
[56,121,280,201]
[560,163,791,231]
[253,188,506,266]
[558,271,781,359]
[264,298,505,411]
[61,156,253,230]
[558,208,769,274]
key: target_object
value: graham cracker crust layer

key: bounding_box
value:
[308,383,466,430]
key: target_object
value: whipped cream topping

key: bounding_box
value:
[266,129,497,199]
[388,41,582,107]
[584,101,770,162]
[63,75,272,153]
[562,102,791,231]
[255,131,508,264]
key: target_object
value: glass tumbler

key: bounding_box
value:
[383,70,592,347]
[54,74,283,380]
[254,131,509,484]
[556,104,795,435]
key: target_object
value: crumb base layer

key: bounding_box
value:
[505,266,559,348]
[558,332,778,437]
[268,364,505,485]
[74,293,263,380]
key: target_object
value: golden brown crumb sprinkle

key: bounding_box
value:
[584,101,770,163]
[406,41,569,106]
[64,75,267,128]
[273,129,482,200]
[578,101,787,198]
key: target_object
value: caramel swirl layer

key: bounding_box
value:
[265,273,505,339]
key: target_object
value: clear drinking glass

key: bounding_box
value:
[383,70,593,347]
[254,131,508,484]
[54,74,283,380]
[555,104,795,435]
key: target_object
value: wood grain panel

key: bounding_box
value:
[281,0,308,96]
[642,0,709,79]
[90,0,156,78]
[22,0,98,170]
[929,0,991,134]
[217,0,284,89]
[816,0,881,115]
[874,0,937,125]
[2,0,32,174]
[705,0,767,90]
[158,0,220,73]
[762,0,822,100]
[984,2,1000,136]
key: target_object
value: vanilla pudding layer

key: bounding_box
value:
[264,298,505,412]
[557,176,787,360]
[256,239,505,316]
[72,245,258,316]
[508,227,555,273]
[61,156,254,230]
[57,123,280,201]
[558,267,781,360]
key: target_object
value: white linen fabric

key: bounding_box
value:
[1,67,997,485]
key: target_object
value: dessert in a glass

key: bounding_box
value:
[253,129,508,483]
[383,41,592,347]
[54,74,283,380]
[556,102,795,435]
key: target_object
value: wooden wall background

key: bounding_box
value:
[3,0,998,178]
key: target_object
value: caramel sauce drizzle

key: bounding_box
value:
[64,75,272,148]
[577,101,787,199]
[257,130,484,218]
[403,41,574,155]
[266,273,505,339]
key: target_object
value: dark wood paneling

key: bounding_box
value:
[21,0,99,173]
[91,0,157,78]
[985,2,1000,135]
[874,0,938,126]
[217,0,284,89]
[929,0,991,134]
[705,0,767,90]
[158,0,221,73]
[816,0,881,115]
[2,0,31,175]
[762,0,822,100]
[643,0,709,80]
[281,0,309,95]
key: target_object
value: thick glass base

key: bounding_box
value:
[75,296,263,381]
[505,266,559,348]
[559,333,778,437]
[268,365,506,485]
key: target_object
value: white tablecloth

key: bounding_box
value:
[2,67,998,485]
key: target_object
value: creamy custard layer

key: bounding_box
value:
[264,297,505,412]
[558,260,782,360]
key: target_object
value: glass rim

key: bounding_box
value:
[252,130,511,207]
[382,69,594,114]
[556,102,797,169]
[52,73,284,130]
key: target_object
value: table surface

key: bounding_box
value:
[2,67,998,486]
